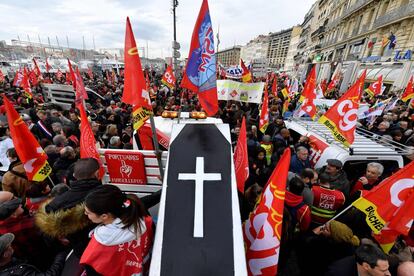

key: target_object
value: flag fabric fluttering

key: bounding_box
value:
[234,117,249,193]
[352,161,414,252]
[318,70,366,147]
[122,17,153,130]
[3,96,51,181]
[401,76,414,103]
[240,58,252,83]
[22,67,33,99]
[271,74,278,97]
[296,66,317,119]
[181,0,218,116]
[32,58,43,81]
[259,85,269,133]
[244,148,291,276]
[45,58,52,73]
[13,69,23,87]
[365,75,383,98]
[78,102,105,179]
[161,65,176,89]
[0,69,4,83]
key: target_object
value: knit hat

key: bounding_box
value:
[0,233,14,255]
[329,220,360,247]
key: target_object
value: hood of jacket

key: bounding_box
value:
[93,218,146,246]
[35,200,92,239]
[285,190,304,207]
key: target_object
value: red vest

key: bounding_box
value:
[311,185,345,224]
[80,216,153,276]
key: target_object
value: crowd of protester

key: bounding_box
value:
[0,67,413,275]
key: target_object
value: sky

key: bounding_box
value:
[0,0,315,59]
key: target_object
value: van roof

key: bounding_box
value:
[286,118,413,157]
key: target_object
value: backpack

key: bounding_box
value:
[285,201,305,236]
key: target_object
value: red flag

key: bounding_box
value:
[234,117,248,193]
[122,17,153,130]
[13,69,23,87]
[45,58,52,73]
[87,67,94,79]
[353,161,414,234]
[318,70,366,147]
[271,74,278,97]
[0,69,4,83]
[244,148,291,276]
[56,69,63,80]
[78,102,105,179]
[22,67,33,99]
[365,75,383,98]
[28,69,38,87]
[65,73,72,85]
[181,0,218,116]
[3,96,51,181]
[240,58,252,83]
[67,59,77,91]
[299,65,317,103]
[401,76,414,102]
[327,74,339,92]
[297,66,317,119]
[145,71,150,91]
[75,68,89,105]
[32,58,43,80]
[259,85,269,133]
[373,228,400,253]
[161,65,176,89]
[320,79,327,94]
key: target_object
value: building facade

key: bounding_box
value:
[240,35,269,63]
[285,26,303,73]
[217,46,242,67]
[267,28,293,70]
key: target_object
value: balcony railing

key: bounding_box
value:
[326,17,341,29]
[311,26,326,38]
[342,0,374,19]
[373,1,414,28]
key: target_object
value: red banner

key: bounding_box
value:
[104,151,147,184]
[161,65,176,89]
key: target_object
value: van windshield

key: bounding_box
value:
[343,160,399,184]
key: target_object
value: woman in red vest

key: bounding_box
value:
[80,185,153,276]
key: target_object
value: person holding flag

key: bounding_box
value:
[122,17,153,130]
[244,148,291,276]
[181,0,218,116]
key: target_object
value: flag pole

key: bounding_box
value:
[149,114,164,180]
[47,175,55,187]
[324,201,356,225]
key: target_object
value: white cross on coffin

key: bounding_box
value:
[178,157,222,238]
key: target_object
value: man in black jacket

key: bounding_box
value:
[0,233,66,276]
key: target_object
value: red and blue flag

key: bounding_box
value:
[181,0,218,116]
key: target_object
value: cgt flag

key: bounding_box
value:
[13,69,23,87]
[78,102,105,179]
[3,96,51,181]
[240,58,252,83]
[161,65,176,89]
[259,85,269,133]
[22,67,33,99]
[353,161,414,235]
[401,75,413,102]
[318,70,366,147]
[122,17,153,130]
[234,117,249,193]
[365,75,383,98]
[244,148,291,276]
[271,74,278,97]
[181,0,218,116]
[296,66,317,119]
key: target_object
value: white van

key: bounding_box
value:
[285,118,413,179]
[41,84,105,110]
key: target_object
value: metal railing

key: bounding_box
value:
[342,0,374,19]
[373,1,414,28]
